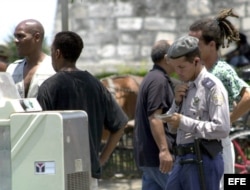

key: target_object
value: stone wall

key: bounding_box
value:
[54,0,250,74]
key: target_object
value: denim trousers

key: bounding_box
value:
[140,166,169,190]
[165,153,223,190]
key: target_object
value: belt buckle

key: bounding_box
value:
[188,146,195,154]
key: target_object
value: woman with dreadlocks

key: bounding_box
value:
[189,8,250,190]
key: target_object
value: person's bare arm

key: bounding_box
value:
[0,61,7,71]
[99,125,125,166]
[231,87,250,123]
[150,109,173,173]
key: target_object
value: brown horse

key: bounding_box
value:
[100,74,143,141]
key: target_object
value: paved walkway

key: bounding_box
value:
[98,179,142,190]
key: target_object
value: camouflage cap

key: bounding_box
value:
[167,36,199,58]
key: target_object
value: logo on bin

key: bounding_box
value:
[35,162,45,173]
[35,161,56,174]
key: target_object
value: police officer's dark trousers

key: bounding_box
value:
[165,152,223,190]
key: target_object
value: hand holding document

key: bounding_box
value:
[154,113,173,119]
[155,112,181,129]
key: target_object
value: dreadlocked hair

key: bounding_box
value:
[215,8,240,48]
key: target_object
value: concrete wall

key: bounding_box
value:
[53,0,250,74]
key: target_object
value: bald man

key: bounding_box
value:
[6,19,55,98]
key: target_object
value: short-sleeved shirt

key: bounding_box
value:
[6,55,55,98]
[134,65,176,167]
[37,70,128,178]
[209,60,249,110]
[168,68,230,145]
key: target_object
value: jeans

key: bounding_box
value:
[140,166,169,190]
[165,153,223,190]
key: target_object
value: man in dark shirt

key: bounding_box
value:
[37,31,128,189]
[134,40,176,190]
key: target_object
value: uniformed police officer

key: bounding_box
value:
[161,36,230,190]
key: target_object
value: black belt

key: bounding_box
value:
[174,144,195,156]
[174,139,222,157]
